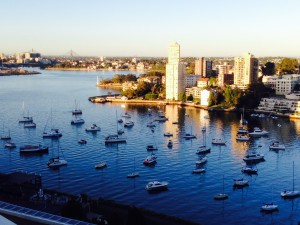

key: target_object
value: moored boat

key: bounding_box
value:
[48,157,68,168]
[269,141,285,150]
[71,117,85,125]
[43,128,62,138]
[20,145,48,154]
[105,134,126,144]
[233,178,249,188]
[143,154,157,165]
[243,153,264,164]
[241,167,258,175]
[212,138,226,145]
[167,140,173,148]
[192,168,206,174]
[24,122,36,128]
[4,142,16,149]
[85,124,101,132]
[249,127,269,137]
[95,162,107,169]
[196,157,207,165]
[146,145,158,151]
[124,121,134,128]
[145,181,168,192]
[261,203,278,212]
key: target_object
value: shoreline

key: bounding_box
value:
[45,67,145,72]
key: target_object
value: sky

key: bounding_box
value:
[1,0,300,57]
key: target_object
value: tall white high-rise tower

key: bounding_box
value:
[165,42,186,100]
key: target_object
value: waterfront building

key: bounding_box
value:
[165,42,186,100]
[185,87,210,106]
[262,74,300,95]
[138,76,161,84]
[257,97,300,116]
[195,57,212,77]
[197,78,209,88]
[233,53,258,90]
[185,75,201,87]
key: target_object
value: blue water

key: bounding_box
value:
[1,69,300,225]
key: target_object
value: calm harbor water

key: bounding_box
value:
[1,69,300,225]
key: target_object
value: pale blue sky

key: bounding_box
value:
[1,0,300,57]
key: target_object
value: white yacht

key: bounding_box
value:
[143,154,157,165]
[192,168,206,174]
[124,121,134,128]
[43,128,62,138]
[105,135,126,144]
[212,138,226,145]
[145,181,168,191]
[196,157,207,165]
[233,178,249,188]
[269,141,285,150]
[71,117,85,125]
[122,112,131,118]
[243,153,264,163]
[48,157,68,168]
[261,203,278,212]
[95,162,107,169]
[249,127,269,137]
[196,145,211,154]
[85,124,101,132]
[4,142,16,149]
[183,133,196,139]
[19,116,33,123]
[24,122,36,128]
[236,134,250,141]
[241,167,258,174]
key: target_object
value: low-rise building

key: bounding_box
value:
[262,74,300,95]
[197,78,209,88]
[185,88,210,106]
[257,97,300,115]
[185,74,201,87]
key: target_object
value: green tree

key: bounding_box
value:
[277,58,299,74]
[178,92,186,101]
[186,62,195,74]
[136,82,151,97]
[209,77,217,87]
[262,62,275,75]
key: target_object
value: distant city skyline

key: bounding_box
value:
[1,0,300,57]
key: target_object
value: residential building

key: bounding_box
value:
[216,62,233,86]
[262,74,300,95]
[233,53,259,89]
[138,76,161,84]
[195,57,212,77]
[197,78,209,88]
[257,97,300,116]
[185,74,201,87]
[165,42,186,100]
[185,88,210,106]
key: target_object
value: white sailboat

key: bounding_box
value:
[19,102,33,123]
[72,99,82,115]
[196,128,211,154]
[47,143,67,168]
[214,175,229,200]
[127,158,139,178]
[281,161,300,199]
[105,111,126,144]
[43,111,62,138]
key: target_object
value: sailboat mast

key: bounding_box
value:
[222,175,225,193]
[293,161,295,192]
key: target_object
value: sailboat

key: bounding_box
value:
[19,102,33,123]
[281,161,300,199]
[261,186,278,212]
[127,158,139,178]
[214,175,229,200]
[147,133,158,151]
[183,125,196,139]
[72,99,82,115]
[196,129,211,154]
[47,142,67,168]
[105,111,126,144]
[0,125,11,140]
[43,111,62,138]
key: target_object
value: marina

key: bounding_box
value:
[1,69,300,225]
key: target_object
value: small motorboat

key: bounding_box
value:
[196,157,207,165]
[43,129,62,138]
[122,112,131,118]
[24,122,36,128]
[71,118,85,125]
[124,121,134,128]
[145,181,168,192]
[127,172,140,178]
[78,139,87,144]
[4,142,16,149]
[196,145,211,154]
[85,124,101,132]
[117,119,123,123]
[164,132,173,137]
[214,193,229,200]
[183,133,196,139]
[249,127,269,137]
[241,167,258,175]
[95,162,107,169]
[233,178,249,188]
[48,157,67,168]
[261,203,278,212]
[269,141,285,150]
[192,168,206,174]
[212,138,226,145]
[146,145,158,151]
[143,154,157,166]
[243,153,265,164]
